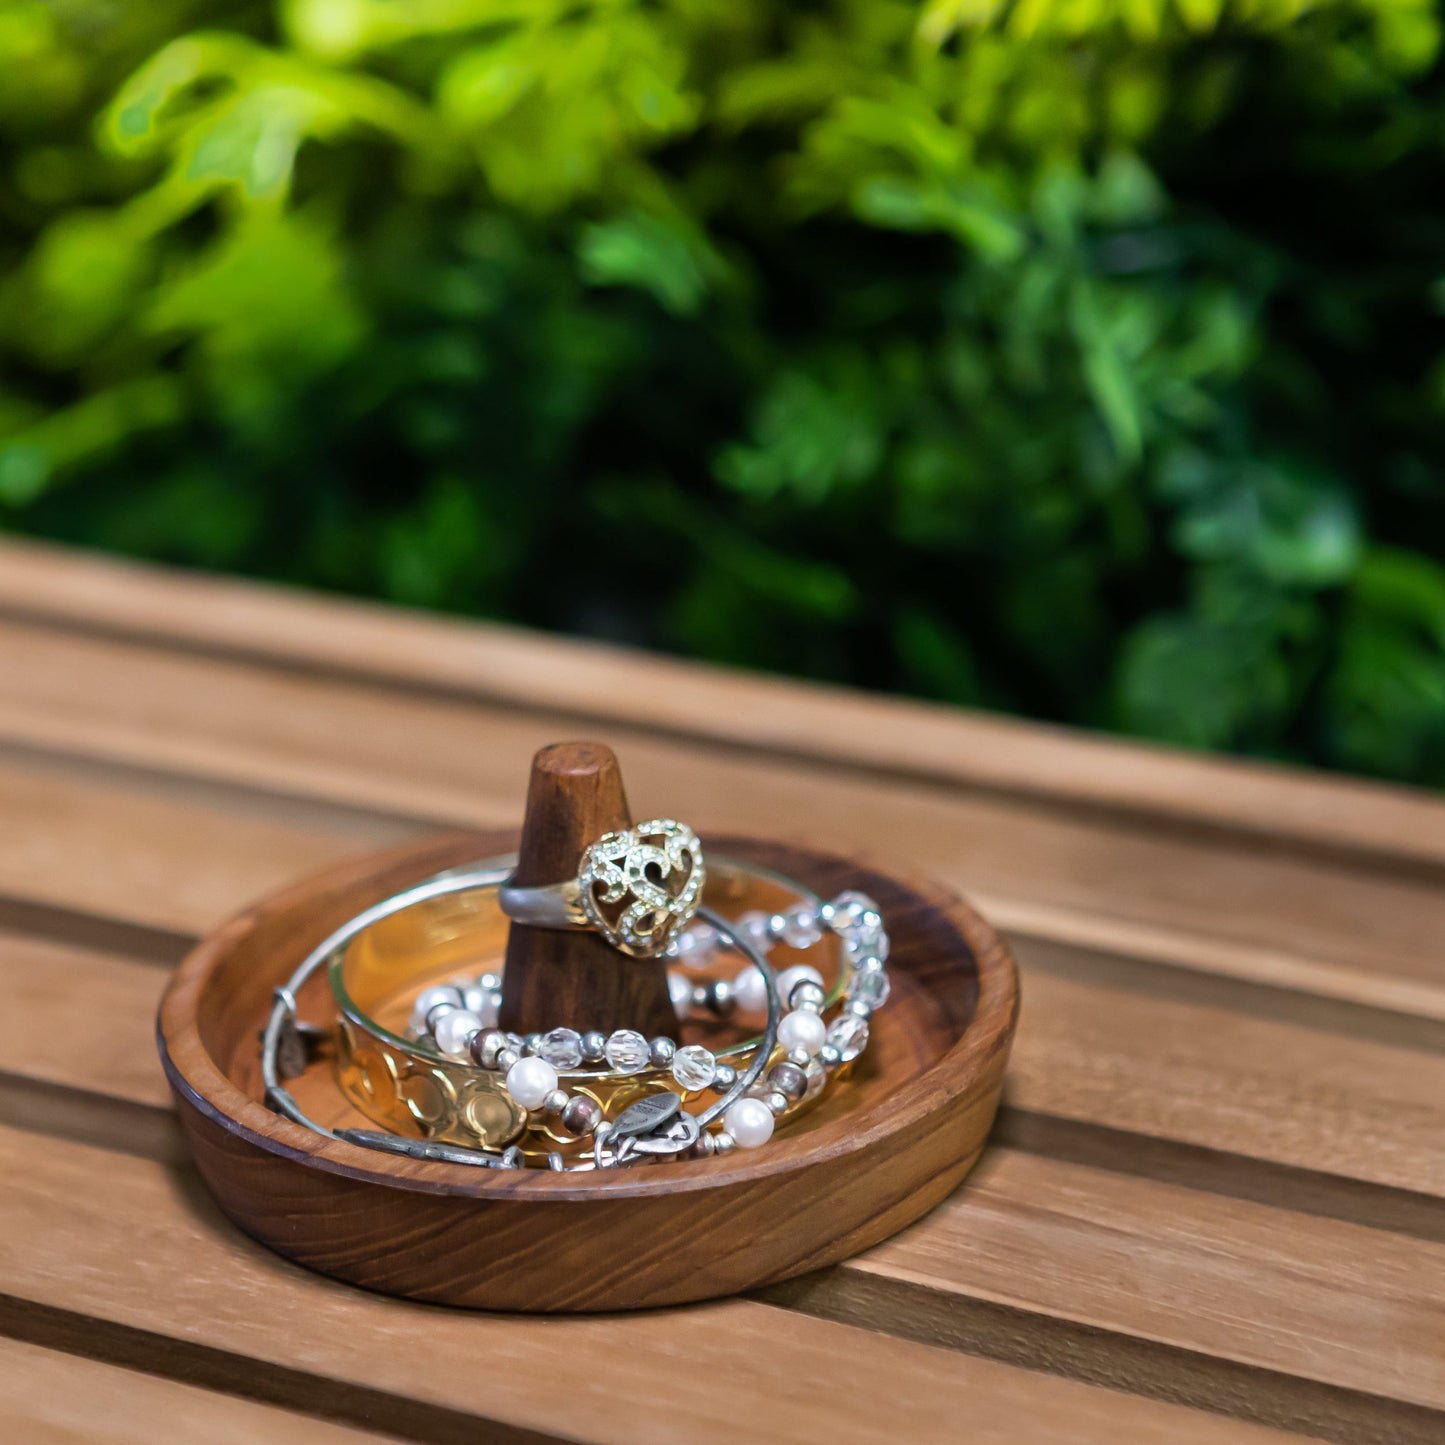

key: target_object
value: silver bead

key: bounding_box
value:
[690,1132,717,1158]
[768,1061,808,1101]
[469,1028,510,1069]
[766,1091,789,1115]
[561,1095,602,1135]
[786,1046,811,1068]
[690,983,710,1011]
[547,1152,565,1172]
[712,1062,737,1091]
[819,1042,843,1068]
[543,1089,569,1115]
[580,1030,607,1063]
[424,1000,460,1032]
[524,1032,545,1056]
[496,1047,520,1070]
[845,1000,873,1019]
[648,1036,677,1068]
[706,978,736,1018]
[477,971,502,992]
[714,1131,736,1153]
[789,979,826,1012]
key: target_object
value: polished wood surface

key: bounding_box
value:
[0,537,1441,1438]
[158,828,1015,1309]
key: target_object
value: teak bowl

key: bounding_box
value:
[158,830,1019,1312]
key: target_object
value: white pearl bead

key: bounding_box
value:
[774,964,824,1011]
[777,1009,827,1056]
[732,964,769,1017]
[410,984,460,1032]
[505,1056,558,1110]
[433,1008,483,1058]
[462,986,500,1026]
[724,1097,775,1149]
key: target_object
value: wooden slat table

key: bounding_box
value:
[0,537,1440,1444]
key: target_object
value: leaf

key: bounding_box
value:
[576,211,728,316]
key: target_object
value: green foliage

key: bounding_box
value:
[2,0,1445,783]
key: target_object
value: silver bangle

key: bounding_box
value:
[262,866,780,1170]
[262,852,894,1170]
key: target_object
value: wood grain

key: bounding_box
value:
[0,540,1442,1440]
[0,923,1436,1439]
[1,617,1443,1013]
[2,536,1442,869]
[0,1123,1306,1445]
[5,758,1444,1206]
[0,1336,395,1445]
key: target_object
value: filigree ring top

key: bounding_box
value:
[498,819,704,960]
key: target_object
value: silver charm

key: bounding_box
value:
[611,1091,682,1140]
[628,1110,702,1157]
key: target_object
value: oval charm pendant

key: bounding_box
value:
[611,1091,682,1140]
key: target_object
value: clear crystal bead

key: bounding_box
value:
[778,904,824,949]
[844,928,890,966]
[848,970,891,1009]
[671,1044,717,1091]
[537,1027,583,1069]
[737,909,775,952]
[804,1058,828,1099]
[674,922,720,971]
[827,1013,870,1062]
[604,1028,650,1073]
[829,890,881,933]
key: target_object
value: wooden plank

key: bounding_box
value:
[1,753,1442,1205]
[0,1335,396,1444]
[2,620,1444,1021]
[0,750,412,936]
[4,537,1443,869]
[2,923,1442,1441]
[0,1123,1298,1445]
[771,1150,1445,1444]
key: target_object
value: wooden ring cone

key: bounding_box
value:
[499,741,676,1038]
[157,742,1020,1311]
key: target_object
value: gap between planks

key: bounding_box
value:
[1,754,1443,1204]
[3,630,1445,1016]
[0,1117,1308,1445]
[2,537,1444,874]
[0,931,1441,1444]
[0,1334,404,1445]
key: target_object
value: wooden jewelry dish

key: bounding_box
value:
[158,747,1019,1312]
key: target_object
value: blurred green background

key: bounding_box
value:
[3,0,1445,785]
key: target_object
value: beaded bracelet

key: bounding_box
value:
[408,884,888,1117]
[263,858,892,1169]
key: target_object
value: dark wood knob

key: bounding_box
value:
[499,742,677,1037]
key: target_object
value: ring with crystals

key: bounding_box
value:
[497,818,705,960]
